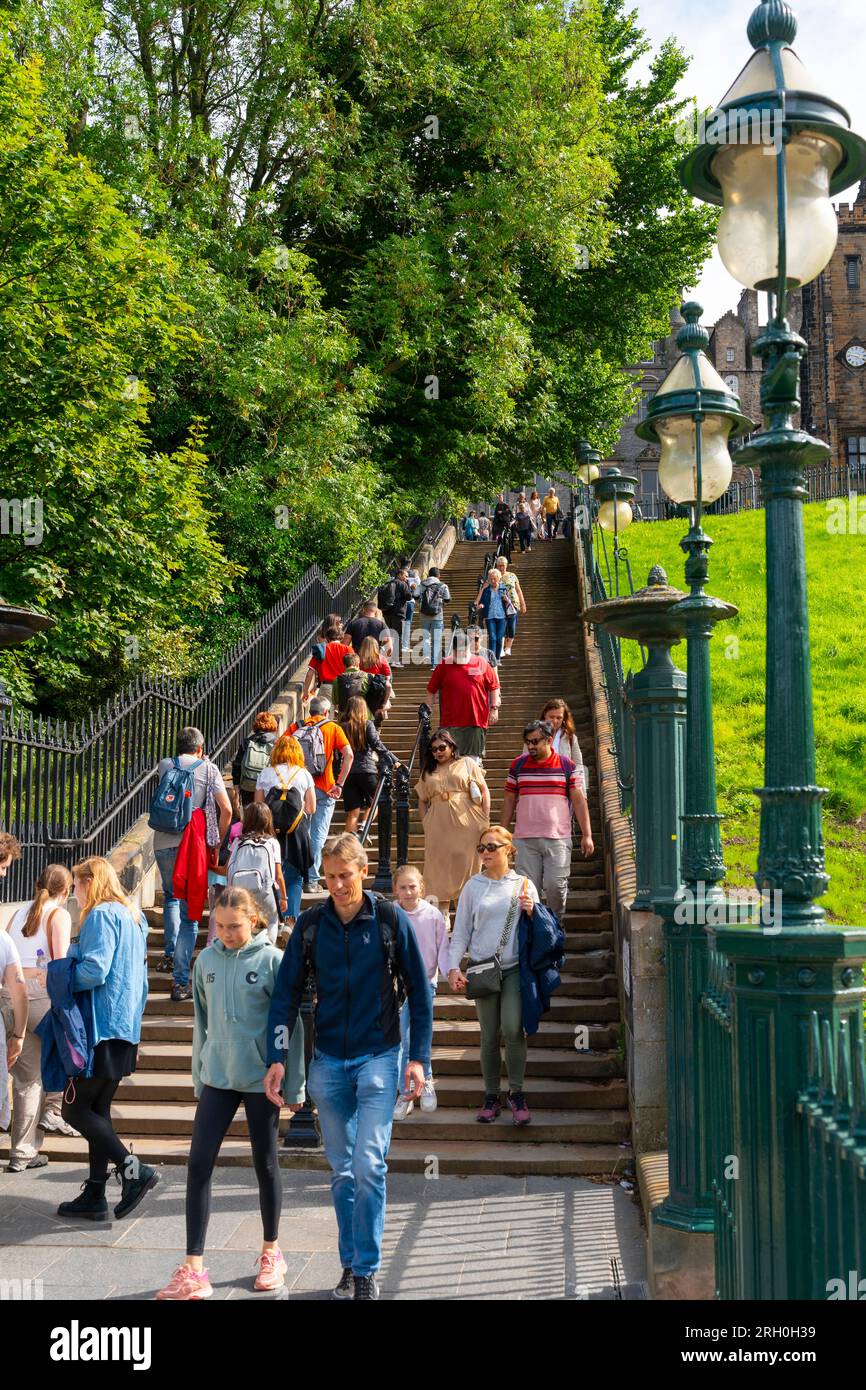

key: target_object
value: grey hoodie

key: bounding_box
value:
[192,934,305,1100]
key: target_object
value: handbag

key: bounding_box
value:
[464,884,520,999]
[203,760,221,850]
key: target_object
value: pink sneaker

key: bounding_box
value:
[506,1091,531,1126]
[254,1248,288,1291]
[155,1265,213,1300]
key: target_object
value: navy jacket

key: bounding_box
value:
[34,958,96,1092]
[266,892,433,1068]
[518,903,565,1036]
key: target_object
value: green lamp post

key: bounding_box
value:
[680,0,866,929]
[576,439,602,485]
[590,466,637,597]
[635,303,752,1231]
[678,0,866,1296]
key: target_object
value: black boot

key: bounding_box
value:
[113,1160,160,1219]
[57,1178,110,1221]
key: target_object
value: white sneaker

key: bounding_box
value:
[420,1079,438,1113]
[393,1097,414,1121]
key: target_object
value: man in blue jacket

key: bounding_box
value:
[264,832,432,1302]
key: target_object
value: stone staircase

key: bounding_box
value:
[25,536,630,1177]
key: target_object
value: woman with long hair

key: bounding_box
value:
[156,887,305,1299]
[357,636,393,721]
[339,696,398,835]
[448,826,538,1125]
[3,863,76,1170]
[537,698,586,793]
[56,857,156,1222]
[415,729,490,916]
[226,802,288,943]
[474,567,509,662]
[253,734,315,931]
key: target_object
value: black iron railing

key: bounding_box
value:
[2,509,453,899]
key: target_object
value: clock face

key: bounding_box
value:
[845,344,866,368]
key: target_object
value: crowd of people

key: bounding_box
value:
[463,485,566,551]
[0,513,595,1301]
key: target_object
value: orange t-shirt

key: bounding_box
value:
[288,718,349,792]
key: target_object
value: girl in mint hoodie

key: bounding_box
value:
[156,887,305,1301]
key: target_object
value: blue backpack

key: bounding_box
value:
[148,756,203,833]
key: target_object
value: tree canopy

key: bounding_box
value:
[1,0,716,712]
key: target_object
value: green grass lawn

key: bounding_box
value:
[615,502,866,926]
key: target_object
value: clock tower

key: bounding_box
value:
[800,181,866,479]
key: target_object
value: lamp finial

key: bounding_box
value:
[746,0,797,49]
[676,302,710,354]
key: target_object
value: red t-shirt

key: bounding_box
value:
[362,659,392,678]
[309,641,354,684]
[427,657,499,729]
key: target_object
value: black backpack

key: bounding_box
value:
[301,895,406,1008]
[264,767,305,834]
[377,579,399,611]
[364,672,389,713]
[420,581,445,617]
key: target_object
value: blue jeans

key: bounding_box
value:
[402,598,415,652]
[419,617,444,667]
[486,616,506,661]
[308,1046,401,1276]
[155,845,199,987]
[282,861,304,919]
[397,986,435,1089]
[308,787,337,884]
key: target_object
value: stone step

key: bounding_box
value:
[433,994,620,1023]
[100,1101,629,1144]
[116,1070,627,1110]
[139,1015,620,1048]
[0,1132,628,1177]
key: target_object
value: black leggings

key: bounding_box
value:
[186,1087,281,1256]
[62,1077,129,1181]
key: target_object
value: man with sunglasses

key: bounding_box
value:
[499,719,594,924]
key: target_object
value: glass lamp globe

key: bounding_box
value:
[713,131,843,290]
[578,461,600,484]
[597,499,633,533]
[656,413,734,506]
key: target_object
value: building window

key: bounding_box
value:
[847,435,866,475]
[846,256,861,290]
[641,468,659,497]
[726,348,736,363]
[724,373,739,394]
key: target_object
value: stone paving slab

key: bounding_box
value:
[0,1162,646,1301]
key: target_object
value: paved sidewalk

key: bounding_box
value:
[0,1162,646,1301]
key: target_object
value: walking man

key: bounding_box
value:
[499,719,594,922]
[152,727,232,1001]
[265,833,432,1300]
[287,696,354,893]
[426,626,500,762]
[417,566,451,667]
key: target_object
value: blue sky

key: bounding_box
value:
[632,0,866,324]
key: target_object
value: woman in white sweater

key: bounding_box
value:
[448,826,537,1126]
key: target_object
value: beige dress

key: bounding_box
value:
[415,757,489,904]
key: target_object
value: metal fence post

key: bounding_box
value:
[715,925,866,1299]
[394,761,411,868]
[372,769,393,894]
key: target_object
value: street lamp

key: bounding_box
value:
[680,0,866,928]
[576,439,601,485]
[633,303,751,1231]
[590,466,637,596]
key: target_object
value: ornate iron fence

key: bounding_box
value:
[632,461,863,522]
[1,509,452,900]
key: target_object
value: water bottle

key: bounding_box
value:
[35,948,47,978]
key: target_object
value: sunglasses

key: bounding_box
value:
[525,735,546,746]
[431,744,450,753]
[477,842,504,854]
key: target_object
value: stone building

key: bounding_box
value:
[609,181,866,497]
[800,181,866,479]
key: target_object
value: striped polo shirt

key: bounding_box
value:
[505,752,576,840]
